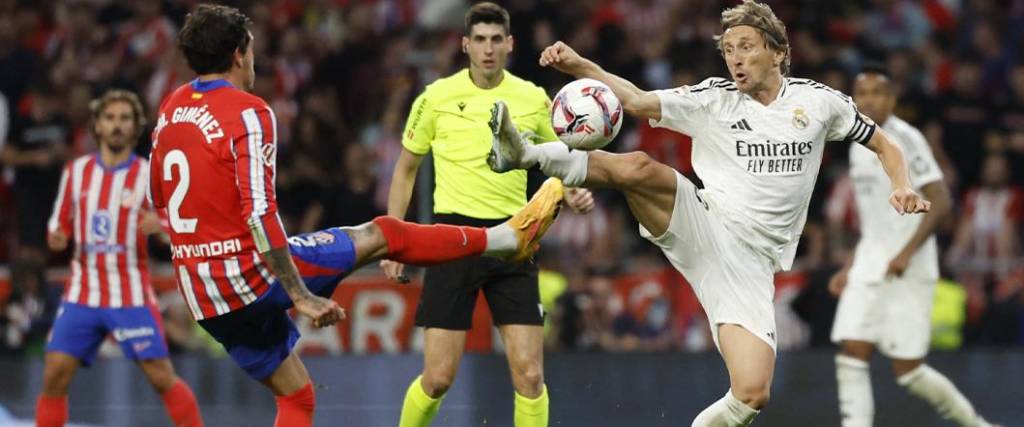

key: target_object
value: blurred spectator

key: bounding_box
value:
[0,13,42,108]
[946,153,1023,279]
[925,58,991,189]
[302,142,383,231]
[996,64,1024,186]
[0,261,57,355]
[277,114,331,230]
[862,0,933,51]
[1,83,70,269]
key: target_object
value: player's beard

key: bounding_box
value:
[103,130,130,154]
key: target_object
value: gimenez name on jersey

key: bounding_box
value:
[154,103,225,144]
[734,139,814,176]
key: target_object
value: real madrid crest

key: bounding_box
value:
[792,107,809,129]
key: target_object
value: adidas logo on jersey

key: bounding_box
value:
[730,119,753,131]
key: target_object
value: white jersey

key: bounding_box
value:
[650,77,877,271]
[847,115,943,283]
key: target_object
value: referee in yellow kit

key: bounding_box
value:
[384,3,593,426]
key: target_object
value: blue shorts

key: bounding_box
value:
[198,228,356,380]
[46,302,170,366]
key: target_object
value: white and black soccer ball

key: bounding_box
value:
[550,78,623,151]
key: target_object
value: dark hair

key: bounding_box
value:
[860,61,891,80]
[464,2,510,35]
[178,4,252,74]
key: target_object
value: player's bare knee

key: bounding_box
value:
[509,350,548,385]
[140,359,178,393]
[421,372,454,397]
[41,359,75,395]
[342,222,389,263]
[891,359,923,378]
[422,364,458,397]
[613,152,656,186]
[839,341,873,362]
[511,362,544,397]
[733,385,770,407]
[732,382,771,409]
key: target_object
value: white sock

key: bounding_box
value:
[484,223,516,256]
[691,390,758,427]
[898,364,988,427]
[835,354,874,427]
[522,142,589,186]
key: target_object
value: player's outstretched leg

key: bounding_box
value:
[692,325,773,427]
[835,341,876,427]
[36,352,77,427]
[891,359,998,427]
[138,358,203,427]
[345,176,564,268]
[488,100,678,237]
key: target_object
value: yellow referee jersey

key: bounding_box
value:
[403,69,557,219]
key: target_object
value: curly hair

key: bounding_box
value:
[178,4,253,74]
[714,0,791,75]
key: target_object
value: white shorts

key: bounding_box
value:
[830,276,936,359]
[640,172,777,353]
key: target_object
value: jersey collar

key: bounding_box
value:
[191,78,234,93]
[742,77,788,106]
[95,153,136,172]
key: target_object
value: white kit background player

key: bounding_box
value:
[486,1,930,425]
[829,65,998,427]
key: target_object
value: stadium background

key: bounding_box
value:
[0,0,1022,425]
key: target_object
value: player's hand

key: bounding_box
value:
[889,187,930,215]
[539,41,591,77]
[564,187,595,214]
[139,211,163,235]
[295,294,346,328]
[828,268,849,297]
[885,250,912,278]
[381,260,410,284]
[47,231,69,252]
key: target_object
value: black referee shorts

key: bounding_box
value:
[414,213,543,330]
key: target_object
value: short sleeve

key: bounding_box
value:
[648,77,724,136]
[401,92,435,155]
[901,127,944,189]
[822,88,876,144]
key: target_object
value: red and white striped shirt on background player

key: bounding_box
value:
[48,154,158,308]
[149,79,288,321]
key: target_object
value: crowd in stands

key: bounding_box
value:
[1,0,1022,355]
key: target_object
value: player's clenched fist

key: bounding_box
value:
[295,295,346,328]
[539,41,591,77]
[888,187,931,215]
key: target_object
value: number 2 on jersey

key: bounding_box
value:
[163,149,198,233]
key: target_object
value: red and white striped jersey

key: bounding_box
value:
[48,154,158,308]
[149,79,288,320]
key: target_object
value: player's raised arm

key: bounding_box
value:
[863,129,931,215]
[233,105,344,327]
[539,41,661,121]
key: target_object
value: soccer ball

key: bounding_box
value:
[550,78,623,151]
